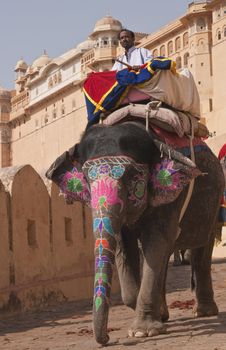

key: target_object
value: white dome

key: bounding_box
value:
[32,53,51,69]
[15,59,28,71]
[93,15,122,33]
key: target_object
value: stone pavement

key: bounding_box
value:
[0,252,225,350]
[213,228,226,259]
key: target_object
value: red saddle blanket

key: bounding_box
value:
[151,125,207,156]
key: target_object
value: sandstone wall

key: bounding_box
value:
[0,165,120,312]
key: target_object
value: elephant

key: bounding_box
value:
[47,121,224,345]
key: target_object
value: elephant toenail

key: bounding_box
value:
[128,329,134,337]
[148,329,159,337]
[135,331,146,337]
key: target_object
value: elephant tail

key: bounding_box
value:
[190,264,196,291]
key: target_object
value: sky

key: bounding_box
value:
[0,0,191,90]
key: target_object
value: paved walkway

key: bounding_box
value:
[0,253,225,350]
[213,228,226,259]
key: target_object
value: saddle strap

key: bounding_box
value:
[179,116,196,224]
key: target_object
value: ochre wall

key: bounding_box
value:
[0,165,120,311]
[0,180,10,308]
[10,87,88,173]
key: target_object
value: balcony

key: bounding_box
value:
[10,91,29,120]
[81,46,117,73]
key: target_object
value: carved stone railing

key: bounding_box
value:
[11,91,29,119]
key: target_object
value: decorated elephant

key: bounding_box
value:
[46,121,224,345]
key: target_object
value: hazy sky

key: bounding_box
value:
[0,0,191,89]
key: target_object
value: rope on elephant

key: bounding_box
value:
[179,116,196,223]
[145,100,162,131]
[153,139,197,169]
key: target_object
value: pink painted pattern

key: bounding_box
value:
[90,177,123,211]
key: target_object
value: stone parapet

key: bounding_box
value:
[0,165,120,312]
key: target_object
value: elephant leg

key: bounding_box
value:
[115,226,141,310]
[160,255,170,322]
[128,231,171,338]
[191,236,218,317]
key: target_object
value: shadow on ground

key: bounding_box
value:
[0,258,225,341]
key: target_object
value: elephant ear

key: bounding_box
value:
[57,167,91,205]
[45,145,91,205]
[150,156,201,207]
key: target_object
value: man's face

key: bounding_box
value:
[119,31,134,50]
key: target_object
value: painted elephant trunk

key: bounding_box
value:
[89,176,124,344]
[93,213,118,344]
[82,156,149,344]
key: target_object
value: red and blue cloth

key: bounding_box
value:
[83,57,176,125]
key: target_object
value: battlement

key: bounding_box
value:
[0,164,119,312]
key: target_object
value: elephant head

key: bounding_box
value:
[82,156,149,344]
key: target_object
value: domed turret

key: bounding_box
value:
[14,58,29,83]
[86,15,122,72]
[14,59,28,72]
[31,52,51,69]
[93,15,122,34]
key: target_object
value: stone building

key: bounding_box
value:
[0,0,225,310]
[1,0,225,172]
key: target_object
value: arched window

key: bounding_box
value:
[183,32,189,47]
[167,41,173,55]
[101,37,109,47]
[197,18,206,31]
[217,30,221,40]
[61,104,65,115]
[176,56,182,69]
[175,37,181,51]
[184,52,189,67]
[153,49,158,58]
[52,107,57,119]
[197,38,205,50]
[160,45,166,57]
[215,7,221,20]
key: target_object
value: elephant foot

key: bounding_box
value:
[128,319,166,338]
[95,333,110,345]
[194,302,218,317]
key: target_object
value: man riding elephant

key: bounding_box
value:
[46,119,224,345]
[112,28,152,71]
[46,48,224,344]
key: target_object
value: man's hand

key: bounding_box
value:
[131,65,141,71]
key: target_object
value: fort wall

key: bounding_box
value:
[0,165,120,311]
